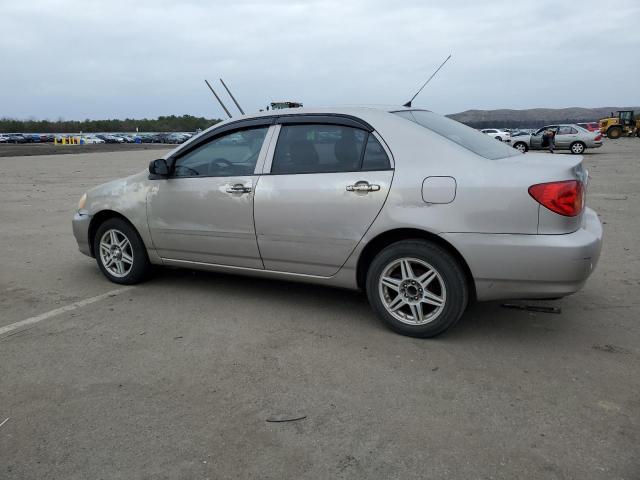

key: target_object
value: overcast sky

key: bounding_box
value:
[1,0,638,120]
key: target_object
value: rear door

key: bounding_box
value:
[556,125,578,148]
[254,118,393,276]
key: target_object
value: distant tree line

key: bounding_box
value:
[0,115,222,133]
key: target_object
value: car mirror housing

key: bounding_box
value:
[149,158,169,177]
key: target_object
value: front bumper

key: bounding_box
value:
[441,208,603,301]
[72,211,92,257]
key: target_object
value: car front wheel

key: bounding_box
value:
[514,142,528,153]
[366,240,468,338]
[94,218,150,284]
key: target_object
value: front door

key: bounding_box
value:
[254,122,393,276]
[147,126,272,268]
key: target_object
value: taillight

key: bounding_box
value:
[528,180,584,217]
[594,134,602,141]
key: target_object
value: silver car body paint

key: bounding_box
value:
[73,106,603,301]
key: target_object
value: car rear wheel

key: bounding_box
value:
[495,136,502,142]
[93,218,150,284]
[570,142,586,154]
[366,240,468,338]
[514,142,528,153]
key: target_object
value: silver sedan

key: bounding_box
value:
[511,124,604,154]
[73,107,602,337]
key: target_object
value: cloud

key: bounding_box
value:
[1,0,638,119]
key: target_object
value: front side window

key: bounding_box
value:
[394,110,520,160]
[173,127,268,177]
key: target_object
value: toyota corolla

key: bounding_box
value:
[73,107,602,337]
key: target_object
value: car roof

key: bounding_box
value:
[209,105,420,127]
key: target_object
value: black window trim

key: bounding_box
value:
[275,113,374,132]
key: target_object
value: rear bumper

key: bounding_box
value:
[441,208,603,301]
[72,211,92,257]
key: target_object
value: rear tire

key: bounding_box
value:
[366,240,468,338]
[93,218,150,285]
[607,126,623,139]
[570,142,586,154]
[495,136,502,142]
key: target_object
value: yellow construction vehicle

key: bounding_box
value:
[599,110,640,138]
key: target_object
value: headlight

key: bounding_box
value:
[78,192,87,210]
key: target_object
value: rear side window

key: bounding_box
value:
[394,110,520,160]
[361,135,391,170]
[272,124,389,174]
[558,126,578,134]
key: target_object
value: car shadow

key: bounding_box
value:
[139,266,565,342]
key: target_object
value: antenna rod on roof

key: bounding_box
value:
[403,54,452,108]
[204,79,232,118]
[219,78,245,115]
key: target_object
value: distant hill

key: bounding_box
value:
[447,107,640,129]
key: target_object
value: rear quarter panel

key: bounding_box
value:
[362,115,541,237]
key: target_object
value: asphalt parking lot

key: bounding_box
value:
[1,141,639,479]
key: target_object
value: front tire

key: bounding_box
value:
[570,141,586,154]
[93,218,150,284]
[514,141,528,153]
[366,240,468,338]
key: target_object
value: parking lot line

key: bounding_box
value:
[0,287,133,337]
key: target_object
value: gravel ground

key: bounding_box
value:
[0,140,638,479]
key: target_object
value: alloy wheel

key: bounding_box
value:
[99,229,134,278]
[378,257,447,325]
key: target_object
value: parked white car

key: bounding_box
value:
[83,136,105,144]
[481,129,511,143]
[0,134,9,143]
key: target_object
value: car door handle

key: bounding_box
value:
[226,184,252,194]
[346,181,380,193]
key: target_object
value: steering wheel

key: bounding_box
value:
[212,158,233,169]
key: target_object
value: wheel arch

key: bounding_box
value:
[88,210,140,257]
[356,228,476,302]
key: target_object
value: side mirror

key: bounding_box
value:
[149,158,169,176]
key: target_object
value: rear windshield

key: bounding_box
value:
[393,110,520,160]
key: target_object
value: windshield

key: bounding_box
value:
[393,110,520,160]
